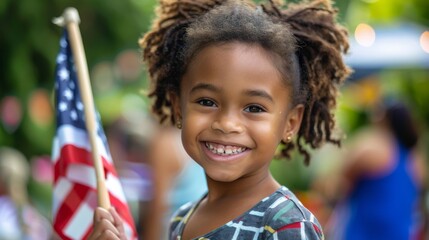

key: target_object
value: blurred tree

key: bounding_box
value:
[346,0,429,27]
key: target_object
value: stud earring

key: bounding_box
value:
[176,120,182,129]
[285,134,292,143]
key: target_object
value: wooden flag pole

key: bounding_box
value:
[53,8,111,209]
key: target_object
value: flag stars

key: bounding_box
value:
[76,101,83,111]
[59,102,67,112]
[57,53,66,63]
[70,110,78,120]
[58,68,70,81]
[60,37,67,48]
[64,88,73,100]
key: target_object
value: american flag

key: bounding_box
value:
[51,30,137,239]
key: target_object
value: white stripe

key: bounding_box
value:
[123,221,135,240]
[270,197,286,209]
[230,221,241,240]
[106,172,127,202]
[261,196,270,202]
[53,125,112,163]
[64,202,93,239]
[249,210,264,217]
[310,214,315,223]
[226,221,264,236]
[66,164,127,202]
[67,164,97,188]
[273,232,278,240]
[300,222,305,240]
[52,177,73,215]
[52,137,60,163]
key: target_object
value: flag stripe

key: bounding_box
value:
[52,124,111,164]
[64,202,94,239]
[52,177,73,215]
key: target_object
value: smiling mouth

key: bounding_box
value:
[204,142,247,156]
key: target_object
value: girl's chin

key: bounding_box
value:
[205,171,240,183]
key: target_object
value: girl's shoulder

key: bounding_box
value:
[261,186,324,239]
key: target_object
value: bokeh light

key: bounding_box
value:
[115,49,142,82]
[91,61,115,93]
[355,23,376,47]
[0,96,22,132]
[28,89,53,127]
[420,31,429,54]
[31,155,53,183]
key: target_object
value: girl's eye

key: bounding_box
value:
[245,105,265,113]
[197,99,216,107]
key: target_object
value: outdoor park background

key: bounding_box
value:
[1,0,429,234]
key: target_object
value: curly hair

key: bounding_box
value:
[139,0,351,165]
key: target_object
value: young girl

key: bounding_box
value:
[89,0,350,239]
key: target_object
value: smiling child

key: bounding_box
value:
[89,0,351,239]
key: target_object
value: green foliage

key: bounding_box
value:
[0,0,156,157]
[346,0,429,28]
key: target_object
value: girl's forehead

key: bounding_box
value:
[187,42,282,76]
[191,42,271,59]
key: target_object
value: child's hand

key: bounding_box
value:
[88,207,127,240]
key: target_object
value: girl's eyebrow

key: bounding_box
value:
[190,83,274,102]
[244,89,274,103]
[190,83,220,94]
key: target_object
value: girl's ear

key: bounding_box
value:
[168,91,182,122]
[282,104,304,141]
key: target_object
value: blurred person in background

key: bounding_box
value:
[0,147,52,240]
[326,100,427,240]
[106,114,157,235]
[140,126,207,240]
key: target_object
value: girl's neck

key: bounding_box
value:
[204,172,280,203]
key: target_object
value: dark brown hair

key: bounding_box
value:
[139,0,351,165]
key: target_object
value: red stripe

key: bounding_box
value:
[54,144,119,183]
[110,193,135,228]
[313,223,322,234]
[277,222,301,232]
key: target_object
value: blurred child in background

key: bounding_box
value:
[0,147,52,240]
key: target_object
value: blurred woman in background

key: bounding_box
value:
[328,100,427,240]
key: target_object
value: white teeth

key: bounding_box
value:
[205,142,246,155]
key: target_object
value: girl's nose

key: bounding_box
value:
[211,110,244,134]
